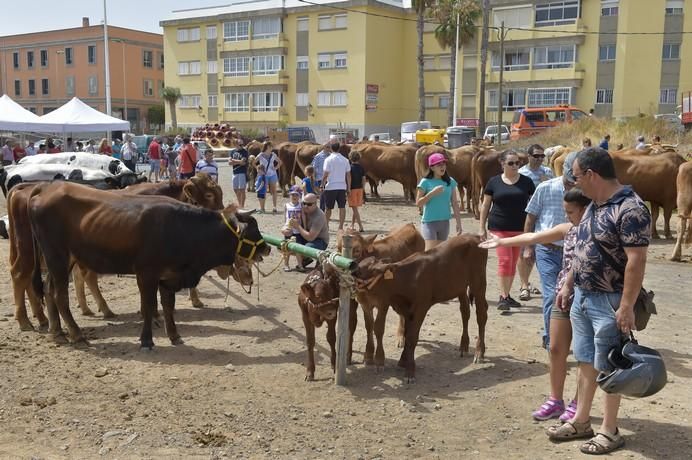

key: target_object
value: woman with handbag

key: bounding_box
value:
[178,137,198,180]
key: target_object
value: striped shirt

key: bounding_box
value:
[519,164,554,187]
[311,151,330,181]
[525,176,567,245]
[195,159,219,182]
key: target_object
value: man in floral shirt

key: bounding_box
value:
[548,147,650,455]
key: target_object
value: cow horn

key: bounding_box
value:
[236,209,256,218]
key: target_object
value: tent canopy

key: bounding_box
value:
[0,94,43,131]
[36,97,130,133]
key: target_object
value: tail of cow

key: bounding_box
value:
[28,185,45,299]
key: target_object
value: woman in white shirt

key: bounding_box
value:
[257,141,282,214]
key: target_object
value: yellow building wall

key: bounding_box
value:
[679,5,692,100]
[575,1,601,112]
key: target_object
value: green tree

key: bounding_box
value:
[413,0,436,122]
[147,104,165,130]
[430,0,482,127]
[161,86,182,130]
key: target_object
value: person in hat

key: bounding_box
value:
[281,185,304,271]
[415,152,462,251]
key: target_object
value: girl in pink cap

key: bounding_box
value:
[415,152,463,250]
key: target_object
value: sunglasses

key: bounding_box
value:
[505,161,520,166]
[302,202,316,206]
[532,154,546,158]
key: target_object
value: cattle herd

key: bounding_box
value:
[1,138,691,385]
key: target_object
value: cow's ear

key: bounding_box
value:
[363,234,377,246]
[300,283,314,298]
[222,203,239,219]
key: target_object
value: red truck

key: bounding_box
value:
[682,91,692,129]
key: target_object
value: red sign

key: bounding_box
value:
[455,118,479,127]
[366,84,379,94]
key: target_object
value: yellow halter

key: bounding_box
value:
[220,212,264,261]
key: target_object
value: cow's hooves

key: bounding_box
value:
[139,345,154,352]
[18,322,35,332]
[669,256,681,262]
[191,302,204,309]
[81,310,95,317]
[375,366,384,374]
[72,338,91,348]
[364,358,375,366]
[405,376,417,384]
[304,374,315,382]
[52,333,69,344]
[397,360,407,369]
[171,337,185,346]
[101,311,117,319]
[37,322,49,332]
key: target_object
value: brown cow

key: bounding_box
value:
[352,234,489,383]
[670,161,692,261]
[337,224,425,368]
[298,264,358,381]
[245,140,263,192]
[610,152,684,239]
[28,182,269,347]
[349,143,418,201]
[277,141,316,196]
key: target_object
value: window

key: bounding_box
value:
[601,0,618,16]
[662,43,680,60]
[206,26,217,40]
[488,88,527,110]
[208,95,218,107]
[296,93,309,106]
[143,50,153,68]
[41,78,49,95]
[179,95,202,108]
[252,92,282,112]
[27,51,34,68]
[40,50,48,67]
[334,14,347,28]
[333,53,347,68]
[224,20,250,41]
[318,53,331,69]
[223,57,250,76]
[599,44,616,61]
[493,5,533,28]
[252,17,281,39]
[65,47,73,65]
[596,88,613,104]
[88,76,98,96]
[438,55,452,70]
[297,17,309,32]
[660,88,677,104]
[28,79,35,96]
[13,52,19,69]
[439,95,450,109]
[65,76,74,96]
[225,93,250,112]
[665,0,683,14]
[316,91,346,106]
[14,80,21,96]
[535,1,579,27]
[492,48,530,71]
[144,79,154,97]
[533,45,575,69]
[178,61,201,75]
[297,56,309,70]
[318,15,332,30]
[423,56,435,70]
[253,55,283,76]
[317,91,331,106]
[527,87,571,107]
[177,27,200,42]
[332,91,347,106]
[208,60,218,74]
[88,45,96,64]
[424,95,435,108]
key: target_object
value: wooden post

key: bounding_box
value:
[335,234,353,386]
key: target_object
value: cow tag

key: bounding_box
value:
[383,270,394,280]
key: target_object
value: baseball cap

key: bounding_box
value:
[428,153,447,167]
[562,151,579,184]
[289,185,302,195]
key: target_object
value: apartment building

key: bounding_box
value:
[0,18,163,132]
[161,0,692,140]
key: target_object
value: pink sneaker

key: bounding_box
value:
[532,398,565,421]
[559,399,577,422]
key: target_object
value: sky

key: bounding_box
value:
[0,0,229,36]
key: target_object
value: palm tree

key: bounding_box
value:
[431,0,482,127]
[161,86,182,130]
[478,0,490,137]
[413,0,435,121]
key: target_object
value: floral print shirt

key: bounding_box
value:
[555,226,577,308]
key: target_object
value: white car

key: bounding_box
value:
[483,125,510,143]
[368,133,391,143]
[0,152,144,197]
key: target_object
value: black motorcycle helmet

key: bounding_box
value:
[597,334,667,398]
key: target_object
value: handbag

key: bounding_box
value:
[589,211,657,330]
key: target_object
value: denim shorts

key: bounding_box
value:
[232,174,247,189]
[570,287,623,372]
[266,175,278,185]
[420,220,450,241]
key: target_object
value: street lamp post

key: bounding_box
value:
[103,0,112,140]
[112,39,127,122]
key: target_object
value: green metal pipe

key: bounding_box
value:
[261,233,356,271]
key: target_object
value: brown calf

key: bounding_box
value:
[352,234,489,383]
[671,161,692,261]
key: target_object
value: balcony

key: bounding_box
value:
[220,33,288,52]
[490,19,587,44]
[217,110,282,123]
[220,70,289,88]
[487,64,585,85]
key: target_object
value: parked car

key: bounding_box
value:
[368,133,391,143]
[287,127,316,143]
[191,140,211,158]
[654,113,684,132]
[131,134,157,162]
[510,106,587,140]
[483,125,510,143]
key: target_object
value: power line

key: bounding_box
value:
[296,0,692,36]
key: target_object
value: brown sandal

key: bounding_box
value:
[546,420,594,441]
[580,430,624,455]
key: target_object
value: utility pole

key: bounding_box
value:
[478,0,490,138]
[497,21,509,148]
[103,0,112,140]
[452,12,460,126]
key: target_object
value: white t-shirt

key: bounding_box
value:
[323,153,351,191]
[258,152,279,178]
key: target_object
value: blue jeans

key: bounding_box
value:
[570,288,623,372]
[535,244,563,347]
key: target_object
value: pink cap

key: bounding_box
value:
[428,153,447,167]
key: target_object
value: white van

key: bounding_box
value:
[400,121,431,143]
[368,133,391,143]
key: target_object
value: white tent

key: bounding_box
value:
[0,94,46,131]
[36,97,130,133]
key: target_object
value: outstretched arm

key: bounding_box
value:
[479,222,572,248]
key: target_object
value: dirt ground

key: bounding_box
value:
[0,164,690,459]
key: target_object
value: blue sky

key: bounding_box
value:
[0,0,227,36]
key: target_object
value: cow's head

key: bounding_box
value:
[221,205,270,262]
[352,256,395,291]
[300,267,339,325]
[213,257,254,286]
[105,173,147,189]
[336,229,378,261]
[184,172,224,210]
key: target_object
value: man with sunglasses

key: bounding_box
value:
[290,193,330,271]
[517,144,555,303]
